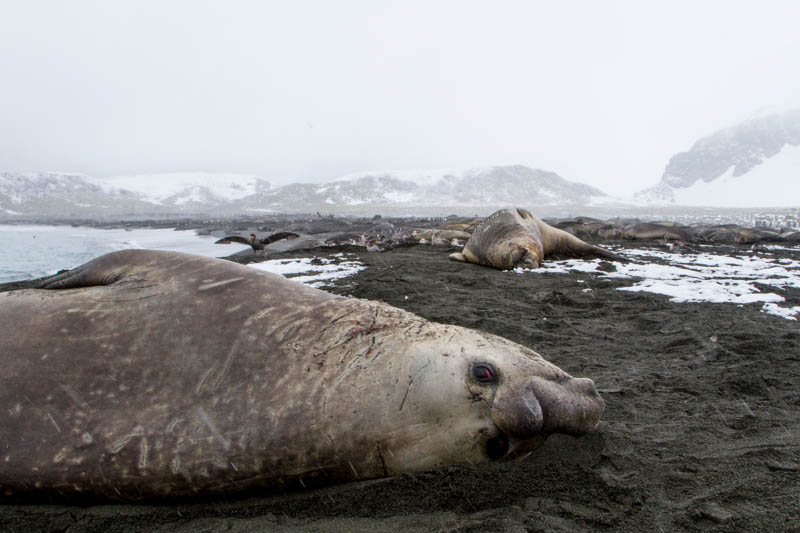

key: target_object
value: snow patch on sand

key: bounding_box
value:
[519,247,800,319]
[761,303,800,320]
[248,254,365,288]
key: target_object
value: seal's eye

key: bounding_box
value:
[471,362,498,384]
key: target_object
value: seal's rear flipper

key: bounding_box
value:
[449,252,467,262]
[0,270,69,293]
[35,265,125,290]
[0,251,144,293]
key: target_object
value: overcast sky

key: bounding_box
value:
[1,1,799,196]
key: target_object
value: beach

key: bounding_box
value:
[1,232,798,531]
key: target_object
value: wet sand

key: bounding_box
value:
[2,241,799,531]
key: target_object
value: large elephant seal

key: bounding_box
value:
[0,250,603,501]
[450,207,622,270]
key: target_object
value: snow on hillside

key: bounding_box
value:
[0,164,628,218]
[259,165,613,211]
[334,168,462,187]
[94,173,271,204]
[636,109,800,207]
[670,144,800,207]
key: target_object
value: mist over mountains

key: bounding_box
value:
[0,166,615,220]
[637,109,800,207]
[2,110,798,220]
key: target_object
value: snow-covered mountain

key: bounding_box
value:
[254,166,613,213]
[0,172,271,218]
[0,172,152,218]
[637,109,800,207]
[0,165,616,219]
[97,172,272,206]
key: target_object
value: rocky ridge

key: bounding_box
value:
[0,166,615,220]
[638,109,800,204]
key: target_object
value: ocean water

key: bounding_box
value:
[0,225,250,283]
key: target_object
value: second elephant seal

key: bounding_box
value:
[450,207,623,270]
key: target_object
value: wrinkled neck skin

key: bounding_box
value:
[205,295,604,481]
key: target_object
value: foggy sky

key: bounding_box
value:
[1,0,799,196]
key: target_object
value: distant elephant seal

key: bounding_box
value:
[412,229,473,243]
[622,222,693,242]
[450,207,622,270]
[0,250,604,501]
[704,227,784,245]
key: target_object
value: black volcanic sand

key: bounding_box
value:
[3,242,799,531]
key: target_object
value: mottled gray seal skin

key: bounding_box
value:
[450,208,622,270]
[0,250,604,501]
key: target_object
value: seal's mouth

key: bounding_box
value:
[486,431,509,460]
[486,429,549,461]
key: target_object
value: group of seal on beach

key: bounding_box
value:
[215,208,623,271]
[0,248,604,501]
[552,217,800,245]
[211,207,797,268]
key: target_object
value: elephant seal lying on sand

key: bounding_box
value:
[450,207,622,270]
[0,250,603,501]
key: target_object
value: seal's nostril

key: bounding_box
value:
[486,433,509,460]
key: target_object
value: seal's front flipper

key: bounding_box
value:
[449,252,467,262]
